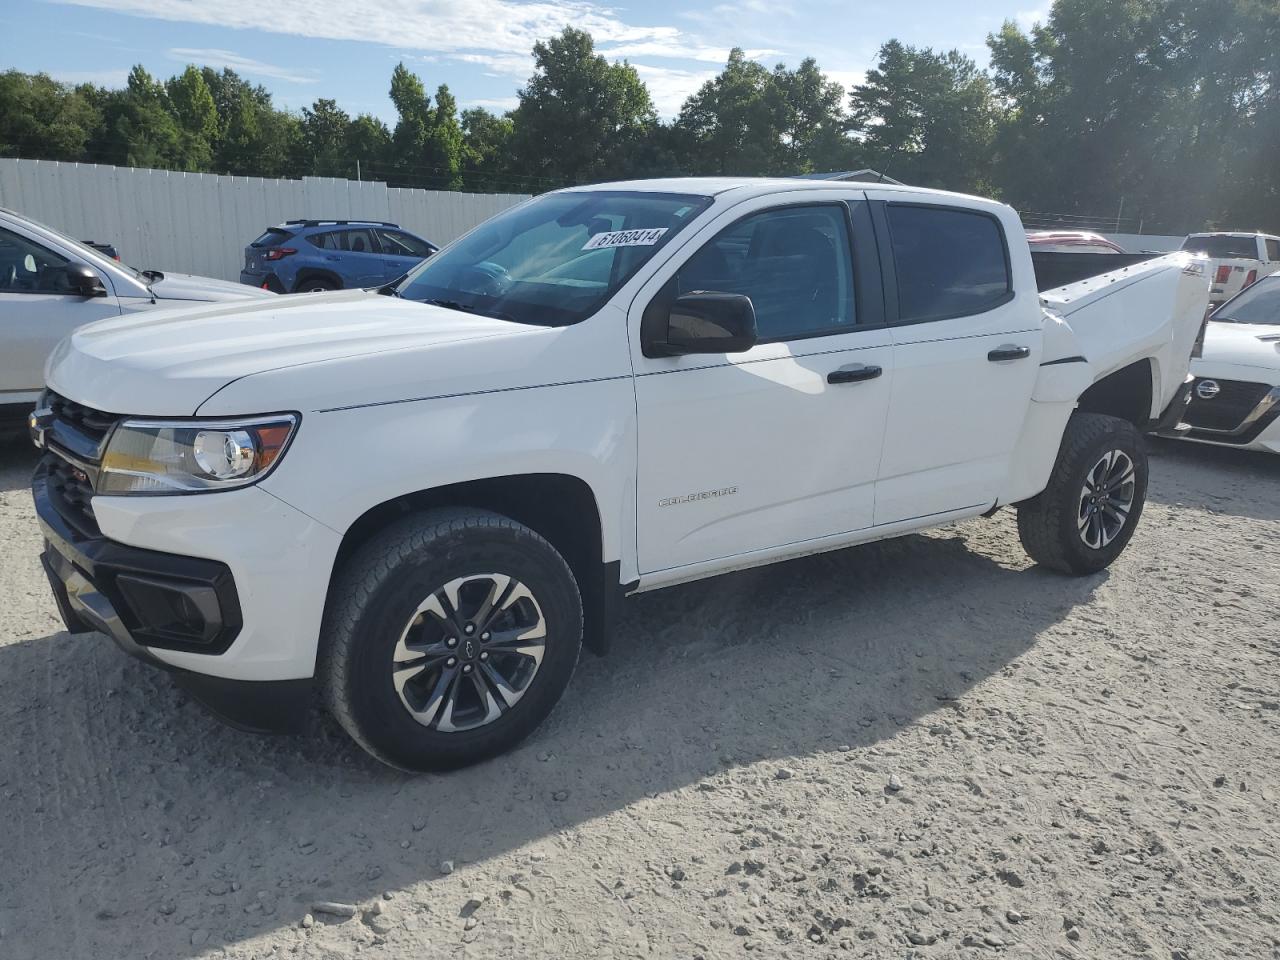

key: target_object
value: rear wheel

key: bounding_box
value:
[320,509,582,771]
[1016,412,1148,575]
[297,277,337,293]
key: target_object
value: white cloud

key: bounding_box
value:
[447,52,534,78]
[166,48,319,83]
[1014,7,1049,31]
[823,69,866,93]
[56,0,687,59]
[631,63,716,117]
[598,41,775,64]
[462,96,520,112]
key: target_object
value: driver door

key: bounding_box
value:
[630,195,894,574]
[0,224,121,404]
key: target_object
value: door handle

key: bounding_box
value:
[988,345,1031,362]
[827,364,883,384]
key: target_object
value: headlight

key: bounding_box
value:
[98,415,298,494]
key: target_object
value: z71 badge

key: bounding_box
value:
[658,486,738,508]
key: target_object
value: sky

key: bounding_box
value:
[4,0,1049,120]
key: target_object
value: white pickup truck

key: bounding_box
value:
[1180,231,1280,307]
[30,178,1207,771]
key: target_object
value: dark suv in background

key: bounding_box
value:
[240,219,438,293]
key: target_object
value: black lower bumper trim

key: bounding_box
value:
[34,457,243,654]
[174,674,313,734]
[1151,375,1195,437]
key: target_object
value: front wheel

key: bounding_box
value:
[319,509,583,771]
[1016,412,1149,575]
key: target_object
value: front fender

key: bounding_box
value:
[258,377,635,571]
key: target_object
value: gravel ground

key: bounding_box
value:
[1,433,1277,960]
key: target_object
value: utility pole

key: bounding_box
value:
[1115,196,1125,232]
[356,159,361,182]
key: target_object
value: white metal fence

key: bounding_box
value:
[0,159,530,282]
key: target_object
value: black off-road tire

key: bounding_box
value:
[319,508,583,771]
[1016,412,1149,575]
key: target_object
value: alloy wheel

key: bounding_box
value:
[1078,449,1136,550]
[391,574,547,732]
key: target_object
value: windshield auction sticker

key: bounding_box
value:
[583,228,669,250]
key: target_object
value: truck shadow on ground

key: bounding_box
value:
[0,517,1102,960]
[1145,437,1280,523]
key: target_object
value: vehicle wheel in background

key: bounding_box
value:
[297,277,337,293]
[319,509,583,771]
[1016,412,1149,575]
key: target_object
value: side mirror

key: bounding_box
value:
[65,262,108,298]
[643,291,758,357]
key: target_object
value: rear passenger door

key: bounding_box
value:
[331,228,385,287]
[865,194,1042,526]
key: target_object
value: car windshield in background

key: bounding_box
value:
[1214,277,1280,325]
[1181,235,1258,258]
[395,191,711,326]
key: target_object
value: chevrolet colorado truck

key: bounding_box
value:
[31,179,1207,771]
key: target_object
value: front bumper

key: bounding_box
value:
[34,457,342,730]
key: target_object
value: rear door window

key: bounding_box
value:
[885,205,1012,323]
[310,229,378,253]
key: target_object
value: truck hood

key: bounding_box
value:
[149,271,276,302]
[1199,320,1280,374]
[45,289,548,415]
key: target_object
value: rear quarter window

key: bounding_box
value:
[1266,239,1280,260]
[886,204,1012,323]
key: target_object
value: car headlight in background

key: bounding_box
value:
[98,415,298,494]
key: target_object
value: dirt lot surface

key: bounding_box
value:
[1,434,1278,960]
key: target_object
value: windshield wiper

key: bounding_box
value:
[419,297,526,326]
[422,297,473,312]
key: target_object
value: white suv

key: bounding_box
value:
[32,179,1207,770]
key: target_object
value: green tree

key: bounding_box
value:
[166,65,218,169]
[510,27,656,185]
[101,66,183,169]
[422,84,464,189]
[776,57,854,172]
[301,97,351,176]
[0,70,102,160]
[460,107,513,191]
[849,41,996,192]
[346,113,391,179]
[675,49,787,175]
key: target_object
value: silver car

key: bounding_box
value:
[0,207,274,416]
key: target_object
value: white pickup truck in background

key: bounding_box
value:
[30,178,1208,771]
[1180,231,1280,306]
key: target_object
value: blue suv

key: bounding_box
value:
[240,220,438,293]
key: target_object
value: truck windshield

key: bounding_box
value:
[1181,235,1258,259]
[393,191,710,326]
[1214,277,1280,325]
